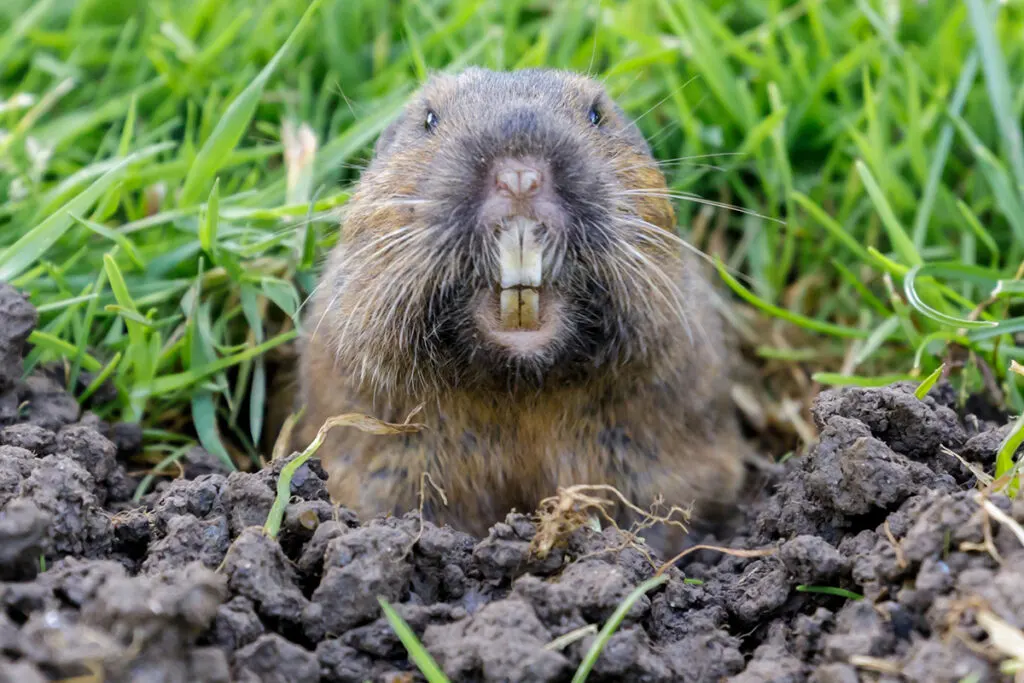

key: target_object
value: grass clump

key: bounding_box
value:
[3,1,1021,484]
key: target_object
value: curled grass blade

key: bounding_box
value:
[903,265,998,329]
[263,411,424,538]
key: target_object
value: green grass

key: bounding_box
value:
[1,0,1023,473]
[378,573,669,682]
[379,597,450,683]
[795,584,864,601]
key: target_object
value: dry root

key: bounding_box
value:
[529,484,690,564]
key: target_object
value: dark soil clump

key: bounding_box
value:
[1,282,1023,681]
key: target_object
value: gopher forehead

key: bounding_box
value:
[421,67,602,112]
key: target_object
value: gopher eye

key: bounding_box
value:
[588,105,603,127]
[424,109,439,132]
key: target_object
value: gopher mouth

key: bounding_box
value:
[474,216,563,354]
[497,216,543,330]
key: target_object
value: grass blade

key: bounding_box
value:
[78,352,123,405]
[0,0,55,68]
[572,574,668,683]
[965,0,1024,191]
[0,144,171,282]
[178,0,324,206]
[955,199,1000,258]
[795,585,864,600]
[903,266,998,330]
[199,178,221,260]
[191,392,236,472]
[378,598,449,683]
[852,316,902,368]
[812,372,917,388]
[716,261,869,340]
[911,52,979,249]
[27,330,102,372]
[995,413,1024,481]
[132,445,193,503]
[239,285,266,448]
[137,330,297,398]
[969,317,1024,343]
[914,364,945,400]
[791,191,872,263]
[855,160,921,267]
[264,412,425,538]
[70,214,146,269]
[103,253,153,419]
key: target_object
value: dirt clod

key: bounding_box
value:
[0,499,49,580]
[0,291,1022,681]
[233,632,320,683]
[0,284,37,393]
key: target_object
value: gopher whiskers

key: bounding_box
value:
[613,153,747,175]
[334,223,428,266]
[613,211,714,264]
[328,227,432,356]
[331,230,447,395]
[616,214,759,289]
[608,240,698,346]
[311,289,343,348]
[617,188,783,224]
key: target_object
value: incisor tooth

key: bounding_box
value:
[498,287,540,331]
[498,228,522,289]
[520,227,542,287]
[519,288,539,329]
[498,217,542,288]
[500,289,520,329]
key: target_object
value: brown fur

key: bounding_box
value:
[293,68,747,549]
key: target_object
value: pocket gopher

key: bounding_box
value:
[295,67,747,549]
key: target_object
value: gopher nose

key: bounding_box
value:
[492,157,545,199]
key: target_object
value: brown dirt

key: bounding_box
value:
[1,281,1022,682]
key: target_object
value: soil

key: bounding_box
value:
[1,280,1022,682]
